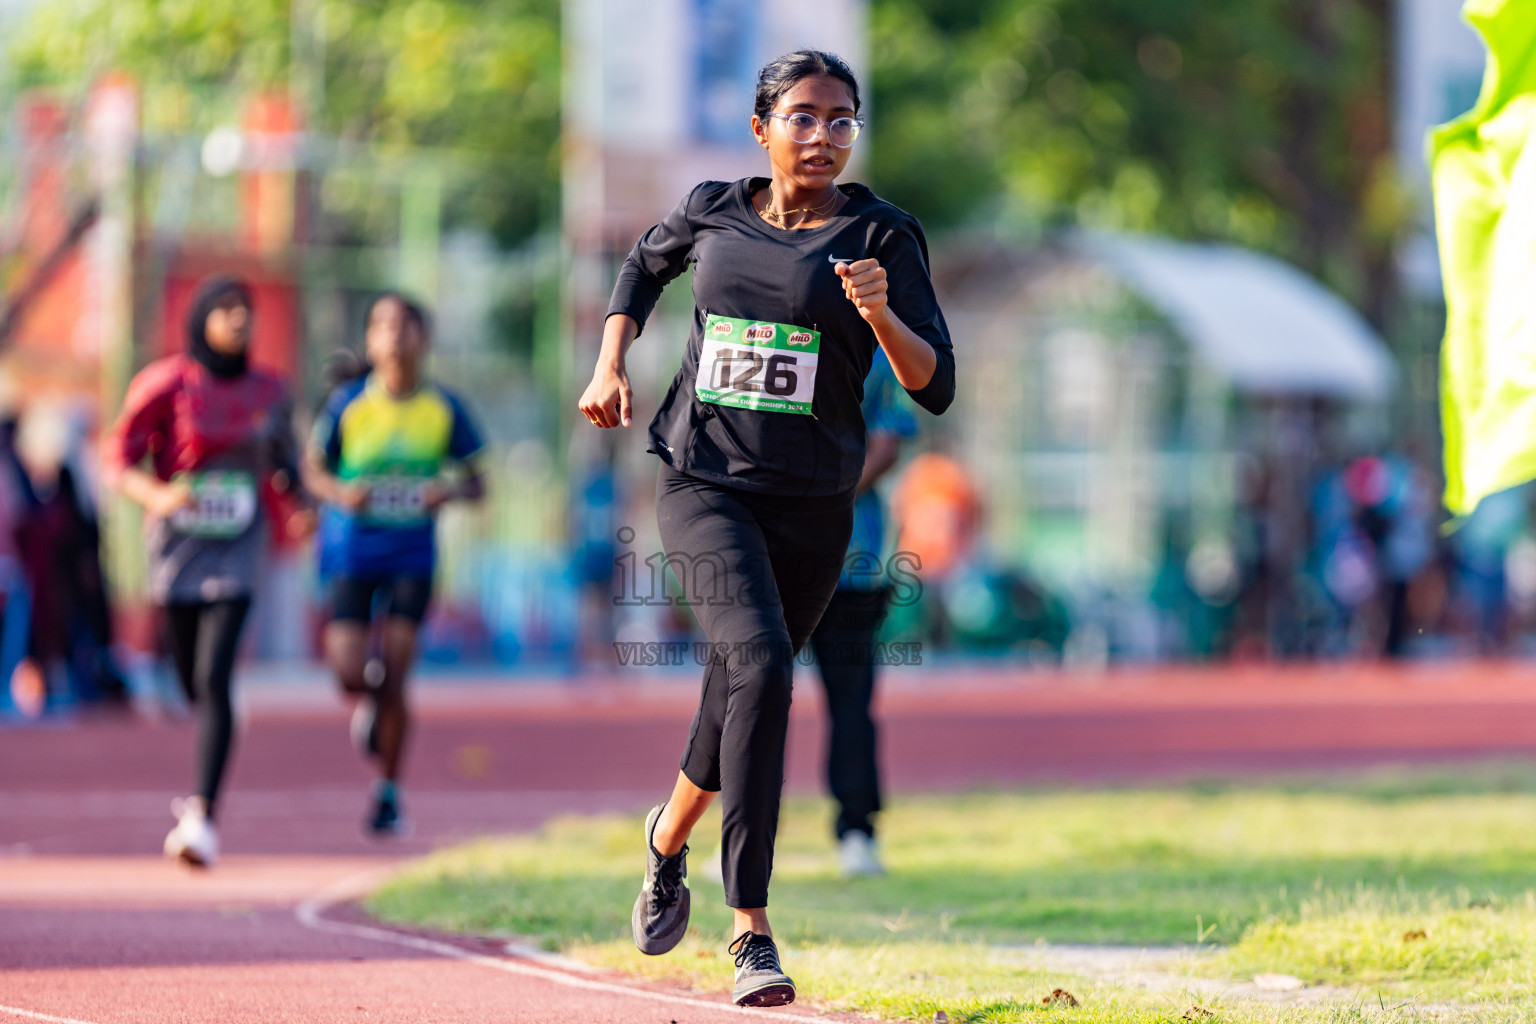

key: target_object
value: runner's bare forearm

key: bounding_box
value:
[580,315,642,428]
[600,314,640,370]
[867,309,937,391]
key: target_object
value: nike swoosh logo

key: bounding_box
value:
[828,256,860,264]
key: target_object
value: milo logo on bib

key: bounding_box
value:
[170,470,257,539]
[696,313,820,416]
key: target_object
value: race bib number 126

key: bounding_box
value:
[695,314,819,416]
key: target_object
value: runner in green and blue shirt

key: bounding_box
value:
[306,292,486,836]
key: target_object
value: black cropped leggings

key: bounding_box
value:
[166,598,251,818]
[656,465,853,908]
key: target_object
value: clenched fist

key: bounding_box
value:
[835,259,889,324]
[578,361,633,429]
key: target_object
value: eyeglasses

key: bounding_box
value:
[764,112,864,148]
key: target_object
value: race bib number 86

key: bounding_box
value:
[695,314,819,416]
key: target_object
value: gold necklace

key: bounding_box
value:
[759,186,842,227]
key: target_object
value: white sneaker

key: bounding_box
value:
[164,797,218,868]
[838,831,884,877]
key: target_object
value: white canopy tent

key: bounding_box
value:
[1072,232,1396,400]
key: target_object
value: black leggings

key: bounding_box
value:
[166,599,251,818]
[657,465,853,908]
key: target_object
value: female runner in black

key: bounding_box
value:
[578,49,954,1007]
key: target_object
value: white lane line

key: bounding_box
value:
[501,941,602,974]
[0,1005,101,1024]
[295,870,851,1023]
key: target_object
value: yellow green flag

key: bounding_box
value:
[1434,0,1536,517]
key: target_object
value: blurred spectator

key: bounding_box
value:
[888,450,1071,658]
[892,452,979,583]
[1309,453,1436,659]
[13,403,128,709]
[0,416,30,714]
[1373,456,1436,657]
[890,450,980,649]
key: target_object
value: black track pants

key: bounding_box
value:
[166,598,251,817]
[656,465,853,908]
[808,586,890,840]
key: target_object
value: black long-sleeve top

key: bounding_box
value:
[606,177,955,497]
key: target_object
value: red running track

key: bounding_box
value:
[3,660,1536,1022]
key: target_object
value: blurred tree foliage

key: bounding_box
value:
[867,0,1409,322]
[4,0,560,246]
[5,0,1409,317]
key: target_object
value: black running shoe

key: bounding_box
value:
[729,932,795,1007]
[365,786,408,836]
[631,804,690,954]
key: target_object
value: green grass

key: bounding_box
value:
[367,764,1536,1022]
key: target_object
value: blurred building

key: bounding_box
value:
[927,233,1397,662]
